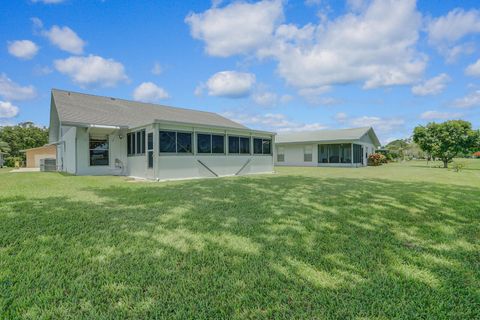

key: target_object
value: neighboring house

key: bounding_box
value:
[22,145,56,168]
[49,89,274,180]
[274,127,380,167]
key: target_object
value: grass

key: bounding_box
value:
[1,160,479,319]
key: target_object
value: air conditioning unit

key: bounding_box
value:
[40,158,57,172]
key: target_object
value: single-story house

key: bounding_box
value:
[49,89,274,180]
[22,145,56,168]
[274,127,381,167]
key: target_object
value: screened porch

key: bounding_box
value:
[318,143,363,164]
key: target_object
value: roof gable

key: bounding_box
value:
[276,127,381,146]
[51,89,248,130]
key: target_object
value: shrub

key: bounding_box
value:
[368,153,386,166]
[451,162,465,172]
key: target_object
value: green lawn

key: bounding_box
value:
[1,160,479,319]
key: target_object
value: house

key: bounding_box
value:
[22,145,56,168]
[48,89,275,180]
[274,127,380,167]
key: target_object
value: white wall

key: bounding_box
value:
[275,143,317,167]
[61,126,76,174]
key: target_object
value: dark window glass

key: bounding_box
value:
[212,135,224,153]
[148,151,153,168]
[127,133,132,155]
[136,131,141,154]
[141,130,146,154]
[89,138,109,166]
[159,131,176,153]
[253,138,262,154]
[147,132,153,150]
[319,145,328,163]
[131,132,135,155]
[240,137,250,154]
[262,139,271,154]
[353,144,362,163]
[177,132,192,153]
[197,134,211,153]
[329,144,340,163]
[228,136,239,154]
[341,144,351,163]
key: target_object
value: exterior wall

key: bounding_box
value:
[25,145,56,168]
[75,127,127,176]
[60,126,77,174]
[275,141,377,167]
[127,124,155,179]
[274,143,317,167]
[154,123,274,181]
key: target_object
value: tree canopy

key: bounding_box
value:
[0,122,48,159]
[413,120,480,168]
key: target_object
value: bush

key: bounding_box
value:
[452,162,465,172]
[368,153,386,166]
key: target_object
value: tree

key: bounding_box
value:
[0,122,48,160]
[413,120,480,168]
[385,139,409,161]
[0,140,11,154]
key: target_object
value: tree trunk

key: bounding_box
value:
[443,159,448,168]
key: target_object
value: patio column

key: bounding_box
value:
[351,143,353,165]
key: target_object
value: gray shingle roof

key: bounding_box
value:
[276,127,381,146]
[52,89,248,130]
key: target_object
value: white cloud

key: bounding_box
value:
[43,25,85,54]
[334,112,405,137]
[420,110,463,120]
[185,0,283,57]
[33,65,53,76]
[222,111,326,132]
[252,91,278,106]
[31,0,65,3]
[187,0,425,90]
[427,8,480,45]
[426,9,480,61]
[151,62,163,75]
[0,74,36,101]
[7,40,39,60]
[0,101,19,118]
[133,82,169,102]
[452,90,480,108]
[54,55,128,87]
[298,86,340,105]
[465,58,480,77]
[411,73,450,96]
[202,71,256,98]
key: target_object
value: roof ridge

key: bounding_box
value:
[51,88,225,118]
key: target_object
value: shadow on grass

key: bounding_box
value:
[1,175,479,319]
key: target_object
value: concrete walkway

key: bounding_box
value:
[10,168,40,173]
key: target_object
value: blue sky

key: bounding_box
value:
[1,0,479,144]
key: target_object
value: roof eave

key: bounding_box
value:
[153,119,276,135]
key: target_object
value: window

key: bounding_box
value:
[212,135,224,153]
[277,146,285,162]
[304,145,313,162]
[89,136,109,166]
[319,145,328,163]
[159,130,192,153]
[253,138,272,155]
[197,134,225,154]
[228,136,250,154]
[340,144,351,163]
[147,132,153,168]
[353,144,362,163]
[197,134,211,153]
[127,130,145,156]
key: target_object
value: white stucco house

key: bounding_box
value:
[274,127,381,167]
[49,89,274,180]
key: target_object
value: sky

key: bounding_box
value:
[1,0,480,144]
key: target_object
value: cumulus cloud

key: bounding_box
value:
[199,71,256,98]
[420,110,463,120]
[0,74,36,101]
[7,40,39,60]
[43,25,85,54]
[451,90,480,108]
[133,82,169,102]
[187,0,425,90]
[411,73,450,96]
[426,8,480,61]
[222,111,327,132]
[0,101,19,118]
[54,55,128,87]
[465,58,480,77]
[334,112,405,138]
[251,85,292,107]
[185,0,283,57]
